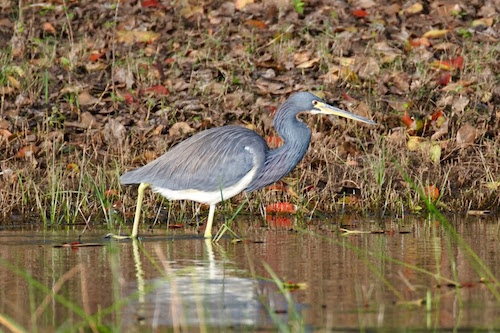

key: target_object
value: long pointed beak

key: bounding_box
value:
[312,101,376,125]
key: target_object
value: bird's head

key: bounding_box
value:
[288,91,376,125]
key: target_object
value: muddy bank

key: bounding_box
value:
[0,1,498,223]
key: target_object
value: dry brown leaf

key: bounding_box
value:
[16,145,38,159]
[180,5,204,19]
[478,3,496,17]
[151,125,164,136]
[0,129,12,139]
[80,112,98,129]
[7,75,20,89]
[374,41,401,63]
[0,18,13,28]
[384,3,401,15]
[293,51,311,65]
[336,57,355,66]
[431,3,461,16]
[255,78,287,95]
[441,80,474,93]
[350,100,372,119]
[452,96,469,113]
[0,118,10,129]
[407,136,422,152]
[404,3,423,15]
[60,85,82,95]
[142,151,157,163]
[169,122,194,137]
[10,35,25,58]
[392,72,410,93]
[0,167,15,183]
[319,66,341,83]
[387,128,406,145]
[355,0,376,8]
[86,62,107,72]
[78,91,99,105]
[385,98,411,112]
[431,119,449,141]
[209,15,222,25]
[432,42,459,51]
[422,29,449,39]
[0,86,14,95]
[356,57,379,80]
[42,22,56,34]
[456,124,477,147]
[234,0,254,10]
[296,57,320,69]
[114,68,135,89]
[116,30,160,44]
[104,119,126,145]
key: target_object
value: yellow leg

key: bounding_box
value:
[130,182,150,238]
[106,182,149,239]
[204,204,216,239]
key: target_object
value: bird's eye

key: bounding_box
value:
[312,100,318,105]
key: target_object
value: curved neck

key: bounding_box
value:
[246,104,311,191]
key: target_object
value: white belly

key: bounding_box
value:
[152,163,258,205]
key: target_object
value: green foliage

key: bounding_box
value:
[457,27,473,38]
[292,0,305,14]
[39,5,55,16]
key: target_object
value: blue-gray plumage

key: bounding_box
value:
[121,126,267,192]
[114,92,376,240]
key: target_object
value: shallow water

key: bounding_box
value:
[0,216,499,331]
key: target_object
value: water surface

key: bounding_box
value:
[0,216,499,331]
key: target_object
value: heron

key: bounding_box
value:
[113,92,376,239]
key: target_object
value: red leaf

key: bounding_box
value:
[266,215,292,228]
[104,189,119,198]
[266,135,283,148]
[451,56,464,69]
[430,110,443,121]
[123,93,135,105]
[244,19,267,29]
[343,92,356,101]
[267,183,288,192]
[89,52,105,62]
[352,9,368,18]
[142,0,159,7]
[143,85,169,96]
[437,73,451,85]
[165,57,175,64]
[409,37,430,48]
[401,113,414,128]
[431,56,464,71]
[16,145,37,159]
[425,185,439,201]
[265,202,296,214]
